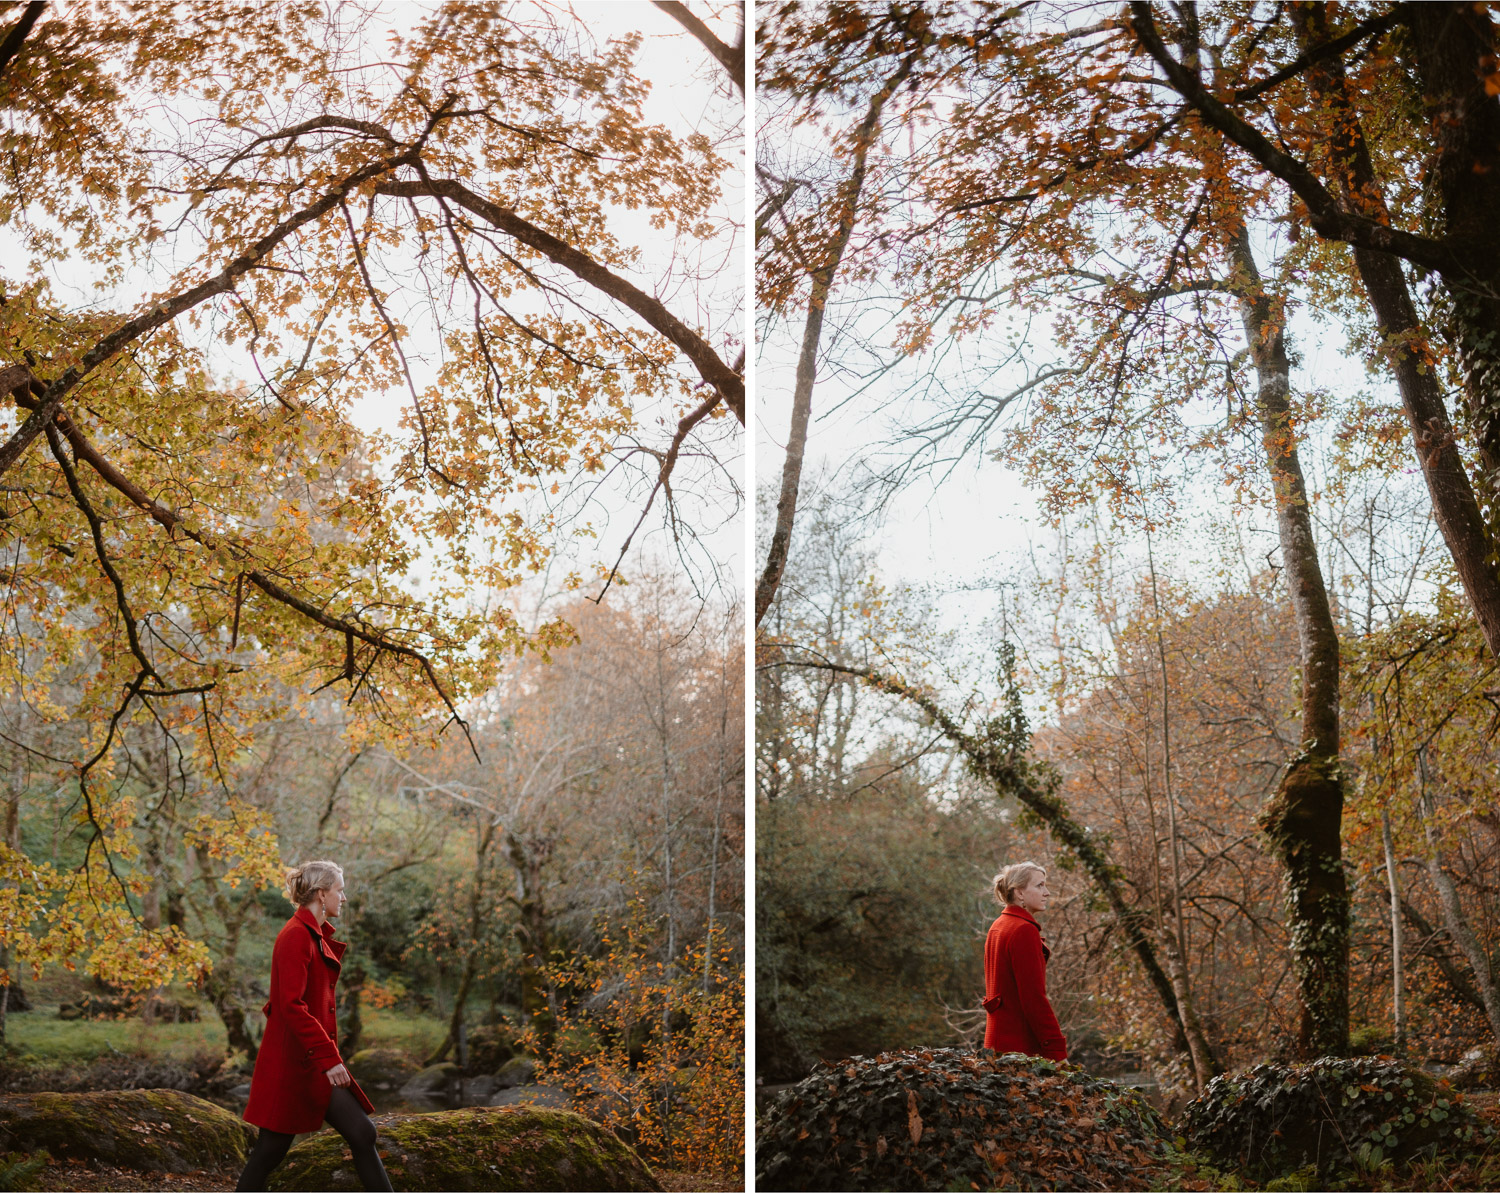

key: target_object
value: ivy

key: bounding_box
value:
[1177,1057,1494,1182]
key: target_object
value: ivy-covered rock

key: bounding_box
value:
[267,1106,661,1191]
[1178,1056,1495,1180]
[756,1048,1171,1192]
[0,1089,254,1173]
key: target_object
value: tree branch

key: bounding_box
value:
[373,177,744,423]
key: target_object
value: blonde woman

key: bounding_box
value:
[237,861,392,1192]
[981,861,1068,1060]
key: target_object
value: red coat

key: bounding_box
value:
[244,906,374,1134]
[982,904,1068,1060]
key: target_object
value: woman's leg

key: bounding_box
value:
[235,1128,295,1192]
[324,1086,394,1192]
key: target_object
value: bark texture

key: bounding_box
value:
[1228,225,1349,1057]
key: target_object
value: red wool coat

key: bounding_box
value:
[243,906,374,1134]
[982,904,1068,1061]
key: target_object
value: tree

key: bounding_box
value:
[0,0,741,990]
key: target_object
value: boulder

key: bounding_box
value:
[757,1048,1171,1192]
[399,1061,461,1101]
[487,1084,571,1110]
[346,1048,420,1091]
[1450,1043,1500,1091]
[465,1024,517,1073]
[460,1075,498,1104]
[268,1106,661,1191]
[0,1089,255,1174]
[493,1056,536,1089]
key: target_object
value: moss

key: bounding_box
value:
[268,1106,662,1192]
[347,1048,419,1089]
[0,1089,254,1174]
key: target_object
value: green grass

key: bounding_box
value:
[7,1006,228,1065]
[357,1007,447,1060]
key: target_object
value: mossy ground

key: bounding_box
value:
[267,1106,663,1192]
[0,1090,254,1174]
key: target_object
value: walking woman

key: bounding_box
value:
[982,861,1068,1061]
[237,860,393,1192]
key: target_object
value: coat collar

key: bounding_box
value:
[1001,904,1041,929]
[293,905,348,961]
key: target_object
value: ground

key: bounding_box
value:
[30,1164,742,1191]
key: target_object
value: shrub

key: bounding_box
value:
[1177,1056,1495,1181]
[756,1047,1172,1192]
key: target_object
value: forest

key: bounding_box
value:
[755,3,1500,1190]
[0,2,744,1191]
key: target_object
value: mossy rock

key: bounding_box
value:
[1178,1056,1496,1181]
[465,1024,517,1073]
[399,1061,460,1100]
[757,1047,1172,1191]
[268,1106,661,1191]
[0,1089,254,1174]
[347,1048,420,1090]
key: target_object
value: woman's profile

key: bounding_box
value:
[236,860,393,1192]
[982,861,1068,1061]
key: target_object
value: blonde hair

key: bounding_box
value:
[993,861,1046,906]
[285,860,344,907]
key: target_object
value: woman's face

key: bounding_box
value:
[1016,872,1049,914]
[319,877,347,919]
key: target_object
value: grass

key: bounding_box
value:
[7,1008,228,1066]
[356,1007,447,1060]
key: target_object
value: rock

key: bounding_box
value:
[1450,1043,1500,1091]
[0,1089,255,1174]
[346,1048,419,1090]
[460,1075,498,1104]
[465,1024,517,1073]
[399,1061,461,1101]
[268,1106,661,1191]
[229,1083,253,1100]
[493,1056,536,1089]
[757,1047,1171,1192]
[487,1084,571,1110]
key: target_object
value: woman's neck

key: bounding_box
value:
[307,902,326,927]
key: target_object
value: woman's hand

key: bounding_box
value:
[324,1063,352,1087]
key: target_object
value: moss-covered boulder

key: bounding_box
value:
[757,1047,1171,1191]
[466,1024,517,1073]
[347,1048,420,1090]
[0,1089,254,1173]
[399,1061,460,1101]
[1178,1057,1496,1181]
[268,1106,661,1191]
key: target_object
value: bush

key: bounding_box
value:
[1177,1057,1495,1181]
[756,1047,1172,1192]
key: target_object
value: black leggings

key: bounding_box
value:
[235,1086,393,1192]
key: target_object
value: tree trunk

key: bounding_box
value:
[427,819,496,1066]
[1294,3,1500,661]
[755,50,921,626]
[1417,785,1500,1040]
[1227,224,1349,1058]
[508,830,555,1051]
[1400,896,1488,1015]
[1381,810,1405,1049]
[339,961,366,1057]
[1403,4,1500,517]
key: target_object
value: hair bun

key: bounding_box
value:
[284,859,344,907]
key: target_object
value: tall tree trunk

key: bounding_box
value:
[1141,519,1215,1087]
[755,50,921,626]
[1227,225,1349,1058]
[1404,4,1500,518]
[508,830,554,1051]
[1416,778,1500,1040]
[427,819,495,1066]
[1293,3,1500,660]
[1381,810,1405,1050]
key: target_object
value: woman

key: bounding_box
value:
[982,861,1068,1061]
[237,860,393,1192]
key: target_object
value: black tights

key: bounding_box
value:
[235,1086,393,1192]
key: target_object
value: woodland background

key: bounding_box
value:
[0,0,746,1184]
[754,0,1500,1119]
